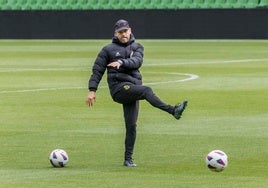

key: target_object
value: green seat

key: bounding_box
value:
[170,0,192,9]
[191,0,205,8]
[214,0,227,8]
[0,0,8,9]
[108,0,120,9]
[34,0,47,9]
[233,0,247,8]
[70,0,87,9]
[83,0,98,9]
[61,0,77,9]
[246,0,259,8]
[98,0,110,9]
[87,0,98,6]
[224,0,237,8]
[201,0,215,8]
[56,0,68,9]
[0,5,11,10]
[16,0,28,10]
[120,0,130,9]
[45,0,58,9]
[172,0,186,9]
[47,0,57,5]
[7,0,17,5]
[149,0,163,9]
[259,0,268,7]
[38,0,48,10]
[183,0,195,8]
[201,0,215,9]
[78,0,89,6]
[139,0,153,9]
[110,0,132,9]
[161,0,174,9]
[6,0,18,10]
[25,0,38,9]
[39,0,48,6]
[28,0,37,5]
[67,0,78,6]
[128,0,146,9]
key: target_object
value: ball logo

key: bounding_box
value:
[216,159,225,166]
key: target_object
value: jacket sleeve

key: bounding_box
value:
[120,43,144,70]
[88,48,108,91]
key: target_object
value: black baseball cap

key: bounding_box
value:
[114,19,130,32]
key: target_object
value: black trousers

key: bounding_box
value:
[113,84,174,160]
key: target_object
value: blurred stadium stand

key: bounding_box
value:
[0,0,267,10]
[0,0,267,39]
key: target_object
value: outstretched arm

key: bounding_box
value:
[87,48,108,107]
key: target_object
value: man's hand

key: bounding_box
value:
[107,61,121,69]
[86,91,96,107]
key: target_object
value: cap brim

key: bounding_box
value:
[115,27,130,32]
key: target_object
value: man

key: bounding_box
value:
[86,19,188,167]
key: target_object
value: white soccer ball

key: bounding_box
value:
[206,150,228,172]
[49,149,69,168]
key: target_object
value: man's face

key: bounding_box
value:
[115,28,131,43]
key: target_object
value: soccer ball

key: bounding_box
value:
[206,150,228,172]
[49,149,69,168]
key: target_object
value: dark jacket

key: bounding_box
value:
[88,34,144,97]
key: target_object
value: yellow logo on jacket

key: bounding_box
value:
[124,85,130,90]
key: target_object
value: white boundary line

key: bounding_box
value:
[0,72,199,94]
[2,57,265,94]
[145,58,268,66]
[0,68,85,72]
[144,72,199,85]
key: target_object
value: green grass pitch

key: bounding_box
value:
[0,40,268,187]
